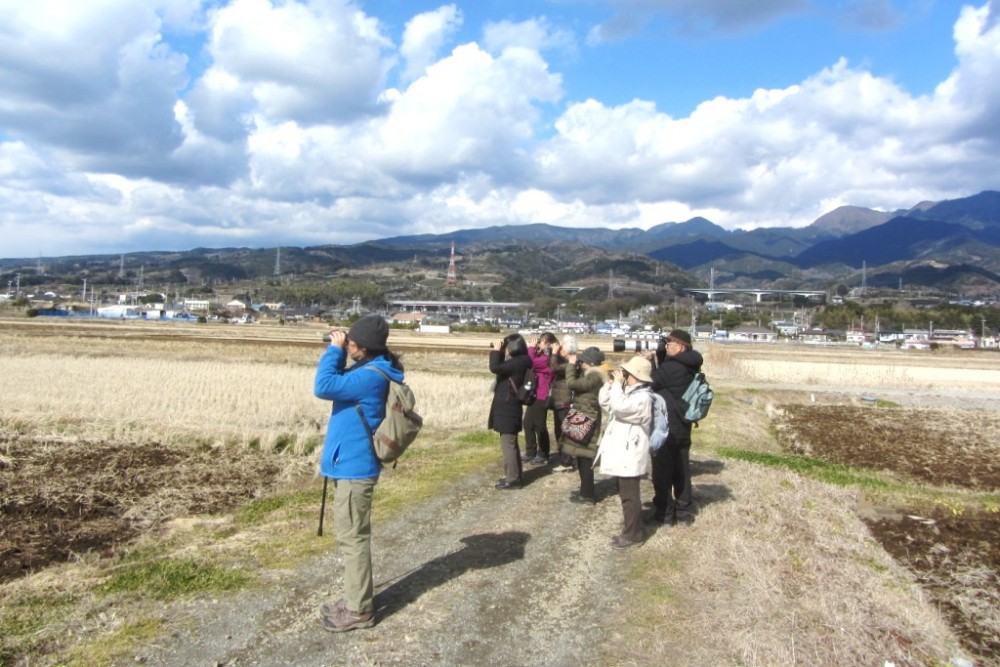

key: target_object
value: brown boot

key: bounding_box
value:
[322,606,375,632]
[319,598,346,619]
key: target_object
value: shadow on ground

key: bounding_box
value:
[374,531,530,621]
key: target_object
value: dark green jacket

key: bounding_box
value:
[560,363,605,458]
[549,355,572,408]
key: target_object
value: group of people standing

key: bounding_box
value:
[488,329,704,550]
[310,315,704,632]
[488,332,606,492]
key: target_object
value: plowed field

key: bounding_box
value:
[772,404,1000,663]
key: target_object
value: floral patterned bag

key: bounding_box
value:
[561,407,597,444]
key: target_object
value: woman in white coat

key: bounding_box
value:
[595,355,655,550]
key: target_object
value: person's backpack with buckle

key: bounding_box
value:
[358,366,423,464]
[649,392,670,450]
[509,367,538,405]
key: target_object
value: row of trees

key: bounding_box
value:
[815,302,1000,335]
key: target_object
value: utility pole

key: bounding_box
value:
[274,247,281,276]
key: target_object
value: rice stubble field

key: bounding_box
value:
[1,317,998,666]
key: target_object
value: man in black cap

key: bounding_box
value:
[647,329,703,525]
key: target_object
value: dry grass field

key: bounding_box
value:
[2,316,999,665]
[0,319,491,583]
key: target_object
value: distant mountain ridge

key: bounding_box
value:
[3,190,999,295]
[633,190,1000,293]
[809,206,900,235]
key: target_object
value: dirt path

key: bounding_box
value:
[138,464,637,666]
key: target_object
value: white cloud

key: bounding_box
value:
[156,0,207,30]
[0,1,187,169]
[400,5,463,83]
[373,42,562,182]
[483,17,577,56]
[936,2,1000,140]
[527,31,1000,231]
[204,0,393,125]
[1,1,1000,257]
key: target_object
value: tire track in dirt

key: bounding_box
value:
[140,463,636,667]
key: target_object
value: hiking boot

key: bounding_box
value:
[520,454,534,462]
[319,598,346,618]
[495,479,522,490]
[528,455,548,466]
[568,493,596,505]
[611,534,643,550]
[322,606,375,632]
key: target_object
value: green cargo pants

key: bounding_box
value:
[333,477,377,614]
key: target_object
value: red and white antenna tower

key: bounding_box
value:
[446,241,458,285]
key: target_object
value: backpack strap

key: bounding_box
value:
[357,366,392,468]
[362,365,392,403]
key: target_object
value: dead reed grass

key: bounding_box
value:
[0,337,493,456]
[704,341,1000,391]
[628,461,965,666]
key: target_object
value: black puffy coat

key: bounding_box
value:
[487,350,531,434]
[650,348,704,443]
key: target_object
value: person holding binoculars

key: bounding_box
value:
[522,332,557,466]
[594,355,655,549]
[488,333,532,489]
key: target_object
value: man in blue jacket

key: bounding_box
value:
[314,314,404,632]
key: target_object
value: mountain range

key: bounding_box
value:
[379,190,1000,294]
[3,190,1000,297]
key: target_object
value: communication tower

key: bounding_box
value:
[446,241,458,285]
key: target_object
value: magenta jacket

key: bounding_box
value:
[528,346,555,401]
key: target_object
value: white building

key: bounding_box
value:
[184,299,210,312]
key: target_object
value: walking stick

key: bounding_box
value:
[318,476,328,537]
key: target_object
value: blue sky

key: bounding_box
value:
[1,0,998,259]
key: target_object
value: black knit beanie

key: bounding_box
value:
[348,314,389,352]
[578,346,605,365]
